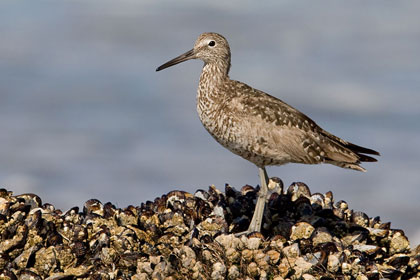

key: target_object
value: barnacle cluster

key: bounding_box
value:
[0,179,418,279]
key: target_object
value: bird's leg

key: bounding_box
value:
[235,167,269,236]
[247,167,269,232]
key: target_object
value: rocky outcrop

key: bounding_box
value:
[0,179,419,279]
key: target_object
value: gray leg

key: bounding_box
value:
[236,167,269,235]
[246,167,269,232]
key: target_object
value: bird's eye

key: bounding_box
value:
[208,40,216,47]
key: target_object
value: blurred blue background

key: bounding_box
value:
[1,1,419,244]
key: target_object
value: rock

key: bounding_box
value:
[327,254,340,273]
[302,274,316,280]
[246,237,261,250]
[390,230,410,254]
[247,262,259,277]
[211,262,226,280]
[227,265,239,279]
[267,249,281,265]
[225,247,240,263]
[0,182,417,279]
[290,221,315,240]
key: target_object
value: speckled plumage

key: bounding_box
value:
[158,32,379,171]
[156,32,379,233]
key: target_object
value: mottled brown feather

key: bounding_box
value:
[157,32,379,171]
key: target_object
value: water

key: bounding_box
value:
[1,0,419,244]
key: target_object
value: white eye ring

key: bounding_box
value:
[208,40,216,47]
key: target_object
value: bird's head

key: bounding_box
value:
[156,32,231,71]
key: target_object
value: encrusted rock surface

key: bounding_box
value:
[0,179,419,279]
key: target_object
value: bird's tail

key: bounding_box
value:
[321,131,380,172]
[325,161,367,172]
[344,142,380,166]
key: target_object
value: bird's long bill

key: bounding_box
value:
[156,49,195,71]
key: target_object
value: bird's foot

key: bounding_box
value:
[233,177,283,237]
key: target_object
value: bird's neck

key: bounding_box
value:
[197,61,230,115]
[199,61,230,92]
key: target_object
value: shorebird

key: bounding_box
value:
[156,32,379,234]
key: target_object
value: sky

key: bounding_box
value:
[1,1,419,244]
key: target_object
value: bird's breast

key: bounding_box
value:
[197,95,228,139]
[197,89,237,143]
[196,90,266,166]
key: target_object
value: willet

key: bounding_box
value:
[156,32,379,234]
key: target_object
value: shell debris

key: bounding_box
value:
[0,184,418,279]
